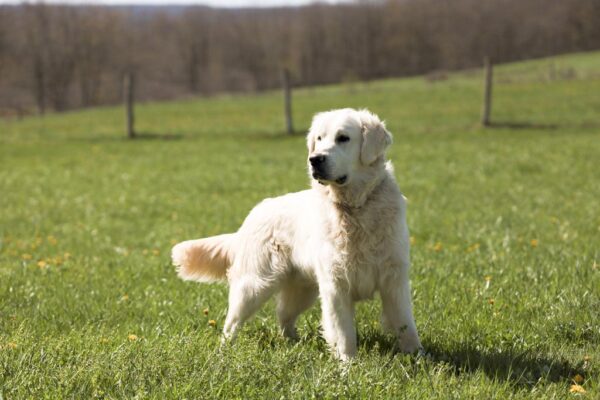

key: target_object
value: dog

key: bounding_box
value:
[172,108,422,360]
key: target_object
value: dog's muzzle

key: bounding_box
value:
[309,154,328,180]
[309,154,347,185]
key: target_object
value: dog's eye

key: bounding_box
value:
[336,135,350,143]
[317,136,322,141]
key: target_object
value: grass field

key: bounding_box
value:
[1,51,599,398]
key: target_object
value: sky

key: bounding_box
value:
[0,0,349,7]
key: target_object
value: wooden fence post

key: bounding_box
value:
[282,68,293,134]
[481,57,493,127]
[124,72,136,139]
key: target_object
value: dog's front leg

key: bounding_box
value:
[319,281,357,361]
[380,266,422,354]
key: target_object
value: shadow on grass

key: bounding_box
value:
[75,131,185,142]
[424,342,583,387]
[216,130,307,141]
[486,121,559,130]
[241,324,586,390]
[359,332,584,387]
[486,120,600,131]
[129,131,185,140]
[75,129,307,142]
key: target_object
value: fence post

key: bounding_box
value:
[124,72,136,139]
[282,68,293,134]
[481,57,493,127]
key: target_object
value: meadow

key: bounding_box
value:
[0,51,599,398]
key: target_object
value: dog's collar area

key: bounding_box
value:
[331,171,389,210]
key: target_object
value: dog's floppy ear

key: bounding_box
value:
[359,111,392,165]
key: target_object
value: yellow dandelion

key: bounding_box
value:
[488,298,495,305]
[128,334,138,341]
[47,235,57,245]
[410,236,416,246]
[467,243,480,253]
[99,338,109,344]
[530,239,538,248]
[433,242,443,252]
[583,355,590,362]
[569,384,585,394]
[6,342,17,349]
[573,374,584,384]
[208,320,217,327]
[484,275,492,282]
[21,253,32,260]
[37,260,47,269]
[203,308,209,316]
[152,249,160,256]
[52,256,63,266]
[121,294,129,301]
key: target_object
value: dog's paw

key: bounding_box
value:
[397,334,422,355]
[281,326,299,341]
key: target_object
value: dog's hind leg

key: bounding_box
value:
[222,275,276,342]
[276,276,318,339]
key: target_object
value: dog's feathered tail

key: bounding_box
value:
[172,233,235,282]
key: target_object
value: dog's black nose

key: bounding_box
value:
[309,155,326,166]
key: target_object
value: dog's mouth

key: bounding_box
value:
[335,175,348,185]
[311,168,329,181]
[310,163,348,186]
[313,172,348,186]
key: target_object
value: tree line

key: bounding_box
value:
[0,0,599,115]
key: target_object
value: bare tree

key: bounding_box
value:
[22,4,50,114]
[175,8,213,93]
[74,8,121,106]
[1,0,599,115]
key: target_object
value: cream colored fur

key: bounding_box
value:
[172,108,422,360]
[172,233,235,282]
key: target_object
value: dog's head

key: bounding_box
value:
[307,108,392,187]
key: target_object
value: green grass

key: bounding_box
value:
[1,50,599,398]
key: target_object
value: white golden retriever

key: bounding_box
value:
[172,108,422,360]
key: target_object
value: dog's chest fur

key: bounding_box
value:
[328,189,399,300]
